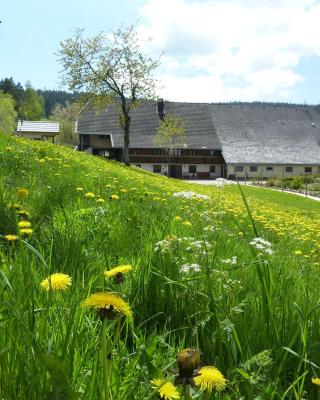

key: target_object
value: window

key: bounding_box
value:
[153,164,161,173]
[173,149,181,156]
[154,149,161,155]
[189,165,196,173]
[285,166,293,173]
[266,166,273,172]
[305,167,312,174]
[235,165,244,172]
[98,150,109,157]
[250,165,258,172]
[210,165,216,173]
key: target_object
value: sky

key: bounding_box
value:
[2,0,320,104]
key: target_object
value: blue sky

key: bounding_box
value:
[2,0,320,104]
[0,0,140,88]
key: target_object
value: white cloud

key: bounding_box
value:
[138,0,320,102]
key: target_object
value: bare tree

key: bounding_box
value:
[153,115,186,175]
[58,25,160,165]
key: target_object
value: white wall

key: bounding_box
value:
[227,164,320,179]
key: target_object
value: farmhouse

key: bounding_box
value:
[16,120,59,142]
[77,101,320,179]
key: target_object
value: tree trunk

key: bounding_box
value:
[121,99,131,166]
[122,119,130,165]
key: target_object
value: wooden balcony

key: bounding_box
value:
[129,155,225,164]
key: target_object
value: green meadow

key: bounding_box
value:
[1,133,320,399]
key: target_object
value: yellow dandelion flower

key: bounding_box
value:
[82,292,133,320]
[84,192,95,198]
[183,221,192,227]
[18,221,31,229]
[194,366,227,392]
[106,184,112,189]
[151,379,180,400]
[41,273,72,292]
[76,187,84,191]
[294,250,302,255]
[174,216,182,222]
[4,234,19,242]
[104,265,133,278]
[97,198,105,204]
[17,188,28,198]
[17,210,30,218]
[312,378,320,385]
[104,265,133,283]
[20,228,33,236]
[110,194,119,200]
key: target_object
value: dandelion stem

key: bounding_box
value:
[203,391,210,400]
[184,385,191,399]
[101,318,109,400]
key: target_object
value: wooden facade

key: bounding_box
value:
[78,134,226,179]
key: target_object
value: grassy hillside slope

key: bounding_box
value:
[1,134,320,399]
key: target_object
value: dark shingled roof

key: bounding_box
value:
[78,101,320,164]
[208,104,320,164]
[78,101,222,150]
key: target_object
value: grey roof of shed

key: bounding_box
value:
[78,101,222,150]
[208,104,320,164]
[17,121,59,134]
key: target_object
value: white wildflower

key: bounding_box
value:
[249,237,273,255]
[211,178,236,188]
[204,225,216,233]
[180,263,201,274]
[221,256,237,265]
[173,191,209,200]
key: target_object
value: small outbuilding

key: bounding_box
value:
[16,120,59,142]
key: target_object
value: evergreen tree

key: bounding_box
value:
[38,89,76,117]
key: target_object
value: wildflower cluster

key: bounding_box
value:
[249,237,273,255]
[180,263,201,274]
[172,191,209,201]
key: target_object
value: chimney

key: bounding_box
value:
[157,99,165,120]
